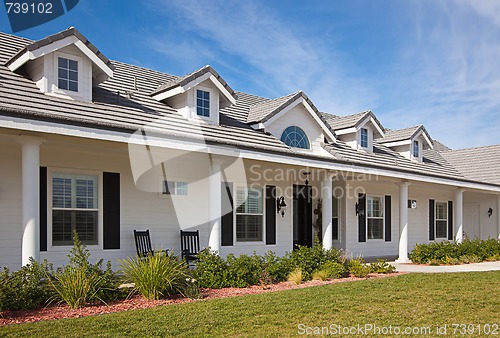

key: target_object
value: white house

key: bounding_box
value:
[0,28,499,270]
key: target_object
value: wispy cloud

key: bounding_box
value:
[149,0,378,115]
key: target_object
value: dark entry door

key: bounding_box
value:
[293,185,313,248]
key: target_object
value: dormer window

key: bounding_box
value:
[413,140,419,158]
[360,128,368,148]
[281,126,310,149]
[196,89,210,117]
[57,57,78,92]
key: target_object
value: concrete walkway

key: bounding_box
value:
[390,261,500,273]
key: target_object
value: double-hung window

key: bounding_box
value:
[413,140,419,158]
[58,57,78,92]
[435,202,448,238]
[236,187,263,242]
[196,89,210,117]
[332,196,339,241]
[52,173,98,245]
[367,196,384,240]
[360,128,368,148]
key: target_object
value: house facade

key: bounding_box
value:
[0,28,499,270]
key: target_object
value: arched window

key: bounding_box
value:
[280,126,310,149]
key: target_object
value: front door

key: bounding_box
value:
[464,204,480,239]
[293,185,313,248]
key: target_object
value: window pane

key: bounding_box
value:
[58,68,68,80]
[236,215,263,242]
[69,81,78,92]
[368,218,384,239]
[332,197,339,218]
[332,218,339,241]
[176,182,188,196]
[280,126,310,149]
[52,210,73,245]
[58,79,68,90]
[236,187,262,214]
[69,70,78,81]
[436,220,447,238]
[58,57,68,68]
[75,210,98,244]
[367,196,383,218]
[436,202,447,220]
[69,59,78,71]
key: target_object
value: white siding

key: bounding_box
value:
[463,192,498,239]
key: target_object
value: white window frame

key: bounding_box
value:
[234,185,265,245]
[413,140,420,158]
[53,52,84,98]
[159,178,189,197]
[435,201,448,239]
[47,168,103,251]
[360,128,368,148]
[366,195,385,240]
[196,88,210,118]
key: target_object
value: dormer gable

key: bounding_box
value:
[377,125,433,162]
[322,110,384,153]
[151,65,237,125]
[246,91,336,155]
[5,27,114,102]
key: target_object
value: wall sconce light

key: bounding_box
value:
[277,196,287,217]
[488,207,493,218]
[303,172,311,186]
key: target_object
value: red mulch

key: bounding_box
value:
[0,273,401,326]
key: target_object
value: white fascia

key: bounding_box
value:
[8,36,113,79]
[379,139,411,147]
[1,115,499,193]
[334,127,357,135]
[262,97,336,142]
[152,72,236,105]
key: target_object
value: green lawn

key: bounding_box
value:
[1,272,499,337]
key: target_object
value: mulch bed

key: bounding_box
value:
[0,273,401,326]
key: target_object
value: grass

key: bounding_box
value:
[1,272,499,337]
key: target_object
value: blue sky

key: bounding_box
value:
[1,0,499,149]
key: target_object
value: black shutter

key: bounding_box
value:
[429,199,435,241]
[221,182,234,246]
[358,193,366,242]
[448,201,453,240]
[265,185,277,245]
[385,195,391,242]
[103,172,120,250]
[40,167,47,252]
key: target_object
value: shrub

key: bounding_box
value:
[312,270,329,281]
[459,254,482,264]
[289,244,341,281]
[288,268,303,285]
[0,258,53,311]
[347,258,370,278]
[428,259,441,266]
[321,261,347,279]
[193,249,230,289]
[182,276,201,299]
[369,260,396,274]
[410,239,500,264]
[226,253,263,288]
[121,251,187,300]
[49,231,122,308]
[261,251,293,283]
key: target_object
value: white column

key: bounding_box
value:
[322,173,333,250]
[497,195,500,240]
[455,189,464,243]
[208,158,222,253]
[397,182,411,263]
[18,136,45,266]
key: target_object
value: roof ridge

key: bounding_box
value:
[442,143,500,152]
[248,90,301,108]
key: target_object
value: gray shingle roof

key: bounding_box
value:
[440,145,500,185]
[5,27,114,71]
[0,30,498,188]
[151,65,237,100]
[377,125,432,146]
[321,111,369,130]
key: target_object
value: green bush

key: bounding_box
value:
[193,249,230,289]
[49,231,123,308]
[369,259,396,274]
[312,269,329,281]
[0,258,53,311]
[410,239,500,264]
[288,244,341,281]
[261,251,293,284]
[347,258,370,278]
[226,253,264,288]
[320,261,347,279]
[121,251,187,300]
[459,254,482,264]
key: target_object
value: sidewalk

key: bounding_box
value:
[390,261,500,273]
